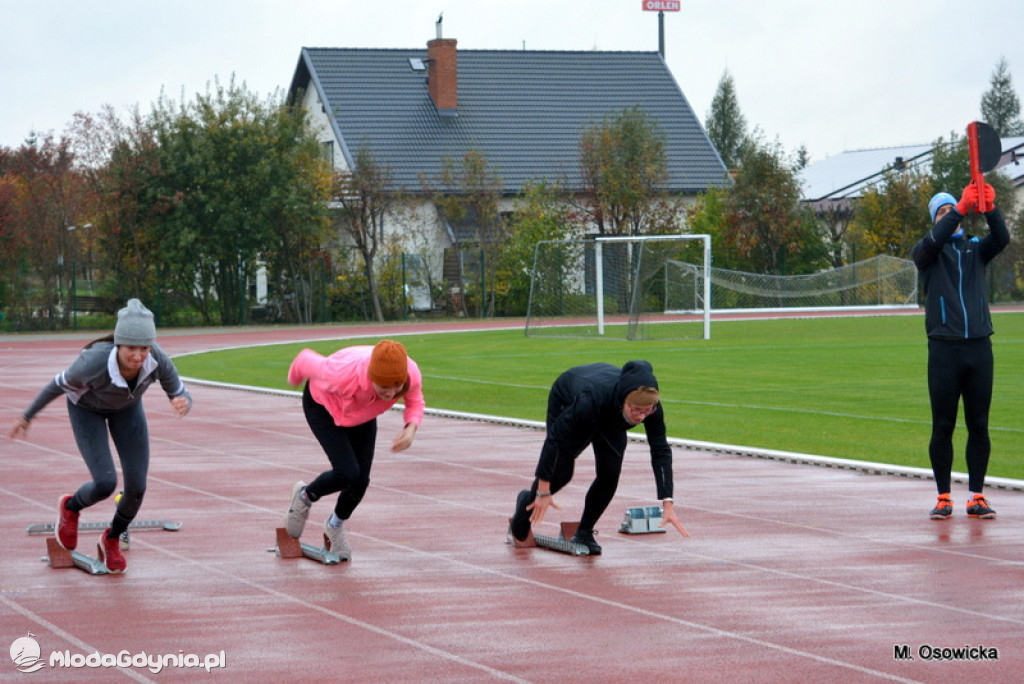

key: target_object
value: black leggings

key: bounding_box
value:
[534,431,626,533]
[66,398,149,537]
[927,337,994,494]
[302,384,377,520]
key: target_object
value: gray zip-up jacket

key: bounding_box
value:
[22,341,190,421]
[911,206,1009,340]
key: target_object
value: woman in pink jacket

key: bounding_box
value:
[283,340,425,560]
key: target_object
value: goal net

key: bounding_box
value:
[666,254,918,313]
[525,234,712,341]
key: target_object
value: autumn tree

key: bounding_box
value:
[492,180,575,315]
[2,135,90,327]
[724,137,826,274]
[850,169,933,258]
[578,105,668,236]
[428,149,503,316]
[68,107,165,307]
[334,147,406,322]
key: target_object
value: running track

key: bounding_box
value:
[1,317,1022,682]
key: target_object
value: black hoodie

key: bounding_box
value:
[536,360,673,499]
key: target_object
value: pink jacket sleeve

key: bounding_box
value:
[288,349,325,386]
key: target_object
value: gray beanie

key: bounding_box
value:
[114,298,156,346]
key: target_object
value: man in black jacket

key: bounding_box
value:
[912,182,1009,520]
[509,360,687,554]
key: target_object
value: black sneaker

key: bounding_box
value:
[570,528,602,555]
[966,495,996,519]
[929,494,953,520]
[510,490,535,541]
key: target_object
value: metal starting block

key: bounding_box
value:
[45,537,111,575]
[274,527,343,564]
[619,506,667,534]
[507,520,590,556]
[27,519,183,535]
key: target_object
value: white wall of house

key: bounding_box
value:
[301,86,348,173]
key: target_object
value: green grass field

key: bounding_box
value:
[172,312,1024,480]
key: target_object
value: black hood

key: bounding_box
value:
[615,360,659,404]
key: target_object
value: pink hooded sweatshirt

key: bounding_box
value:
[288,346,425,428]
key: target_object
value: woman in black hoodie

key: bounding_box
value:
[509,360,687,554]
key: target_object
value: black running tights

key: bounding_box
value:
[927,337,994,494]
[301,384,377,520]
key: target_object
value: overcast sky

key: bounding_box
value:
[2,0,1022,163]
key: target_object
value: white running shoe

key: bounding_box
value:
[285,481,311,538]
[322,518,352,561]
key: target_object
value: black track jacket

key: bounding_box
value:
[912,206,1009,340]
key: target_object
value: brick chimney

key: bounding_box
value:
[427,38,458,116]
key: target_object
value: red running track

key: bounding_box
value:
[1,323,1022,683]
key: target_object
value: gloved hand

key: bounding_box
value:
[979,182,996,212]
[956,183,978,215]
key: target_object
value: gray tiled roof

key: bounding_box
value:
[290,47,729,194]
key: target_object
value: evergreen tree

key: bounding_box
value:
[705,70,747,170]
[980,56,1024,136]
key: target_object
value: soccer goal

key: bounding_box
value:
[666,254,918,313]
[525,234,712,341]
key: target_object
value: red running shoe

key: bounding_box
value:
[56,495,79,549]
[98,529,127,573]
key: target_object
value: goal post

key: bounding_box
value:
[525,234,712,341]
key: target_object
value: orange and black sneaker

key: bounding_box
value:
[929,494,953,520]
[966,494,996,519]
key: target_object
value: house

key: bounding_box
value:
[286,31,729,308]
[799,137,1024,216]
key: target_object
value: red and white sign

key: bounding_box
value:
[642,0,681,11]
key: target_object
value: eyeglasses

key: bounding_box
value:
[625,402,658,417]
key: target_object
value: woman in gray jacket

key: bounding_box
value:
[7,299,192,572]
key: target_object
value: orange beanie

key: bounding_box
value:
[368,340,408,387]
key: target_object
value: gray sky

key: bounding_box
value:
[2,0,1022,162]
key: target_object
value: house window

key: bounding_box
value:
[322,141,334,168]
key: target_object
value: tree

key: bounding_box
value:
[850,168,933,258]
[724,137,824,274]
[429,149,503,316]
[578,105,668,236]
[980,56,1024,136]
[68,106,166,308]
[334,147,405,322]
[148,78,331,325]
[0,151,25,318]
[492,181,575,315]
[2,135,90,327]
[705,70,748,170]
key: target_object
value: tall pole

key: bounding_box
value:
[658,11,665,57]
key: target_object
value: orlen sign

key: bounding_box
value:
[642,0,681,10]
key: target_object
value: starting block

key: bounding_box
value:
[619,506,667,534]
[29,519,182,552]
[45,537,111,575]
[507,520,590,556]
[273,527,344,564]
[27,519,183,535]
